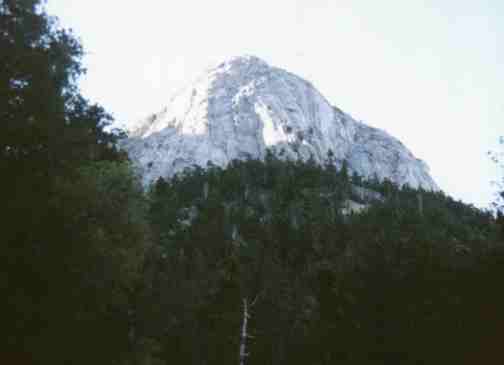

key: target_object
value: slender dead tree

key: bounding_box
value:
[239,294,260,365]
[203,181,209,200]
[239,298,250,365]
[417,192,424,217]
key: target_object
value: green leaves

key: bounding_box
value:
[1,3,147,363]
[142,154,501,365]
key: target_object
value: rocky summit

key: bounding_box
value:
[122,55,439,191]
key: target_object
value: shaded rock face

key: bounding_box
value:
[123,55,439,191]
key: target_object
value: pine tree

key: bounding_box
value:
[1,3,147,364]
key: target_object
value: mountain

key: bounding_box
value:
[123,55,439,190]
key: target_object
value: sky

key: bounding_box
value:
[47,0,503,209]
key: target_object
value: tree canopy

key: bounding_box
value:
[1,2,148,364]
[138,156,501,365]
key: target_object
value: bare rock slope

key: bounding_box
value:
[123,55,438,190]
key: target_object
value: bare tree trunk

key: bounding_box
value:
[239,295,261,365]
[417,193,424,217]
[239,298,249,365]
[203,181,209,200]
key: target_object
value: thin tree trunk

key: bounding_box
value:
[417,193,424,217]
[239,298,249,365]
[239,295,260,365]
[203,181,209,200]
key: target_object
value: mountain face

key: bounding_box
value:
[123,55,439,191]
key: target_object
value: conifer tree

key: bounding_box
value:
[1,2,148,363]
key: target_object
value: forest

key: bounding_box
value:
[2,2,504,364]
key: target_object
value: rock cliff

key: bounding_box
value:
[122,55,438,191]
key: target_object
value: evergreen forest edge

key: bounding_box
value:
[2,2,504,364]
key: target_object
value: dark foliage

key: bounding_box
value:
[1,2,148,364]
[139,156,503,365]
[3,2,504,364]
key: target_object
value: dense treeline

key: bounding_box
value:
[137,156,503,365]
[3,2,504,365]
[1,2,149,364]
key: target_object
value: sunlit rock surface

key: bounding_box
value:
[122,55,438,191]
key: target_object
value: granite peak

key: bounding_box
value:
[122,55,439,191]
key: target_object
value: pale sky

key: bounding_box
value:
[47,0,503,209]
